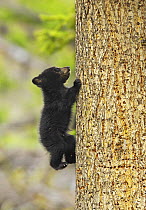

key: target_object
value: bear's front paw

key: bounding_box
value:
[74,79,81,88]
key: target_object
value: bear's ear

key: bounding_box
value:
[32,77,42,87]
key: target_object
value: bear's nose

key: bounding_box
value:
[60,67,70,74]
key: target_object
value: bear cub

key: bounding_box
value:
[32,67,81,170]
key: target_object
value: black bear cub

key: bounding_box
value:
[32,67,81,170]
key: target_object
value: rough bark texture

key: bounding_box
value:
[75,0,145,209]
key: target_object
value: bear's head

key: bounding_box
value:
[32,66,70,89]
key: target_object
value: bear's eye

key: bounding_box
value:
[55,68,60,72]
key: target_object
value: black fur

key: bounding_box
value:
[32,67,81,170]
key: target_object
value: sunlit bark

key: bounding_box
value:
[75,0,145,209]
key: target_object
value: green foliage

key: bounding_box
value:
[69,129,76,136]
[35,14,75,54]
[0,0,75,55]
[0,7,39,24]
[0,126,39,149]
[0,8,36,52]
[19,0,75,54]
[19,0,74,15]
[6,24,29,48]
[0,106,9,123]
[49,46,75,72]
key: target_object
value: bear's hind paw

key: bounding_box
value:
[56,162,68,170]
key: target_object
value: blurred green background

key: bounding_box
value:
[0,0,76,209]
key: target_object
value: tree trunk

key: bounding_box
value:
[75,0,145,209]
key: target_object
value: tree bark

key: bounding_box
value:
[75,0,145,209]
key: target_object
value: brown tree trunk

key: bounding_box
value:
[75,0,145,209]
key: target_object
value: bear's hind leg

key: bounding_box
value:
[65,135,76,164]
[50,147,67,170]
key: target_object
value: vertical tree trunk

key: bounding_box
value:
[75,0,145,209]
